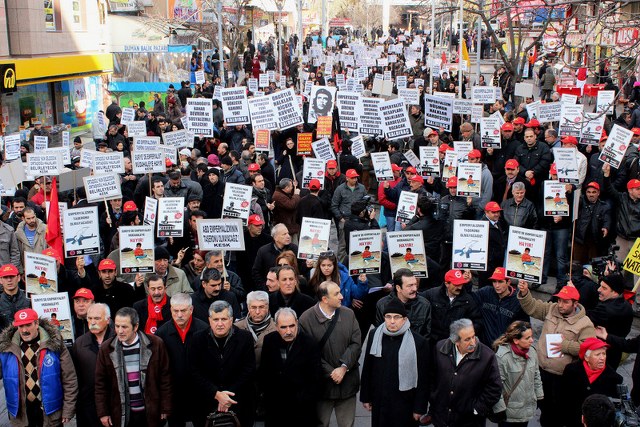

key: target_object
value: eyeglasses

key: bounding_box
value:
[384,314,404,320]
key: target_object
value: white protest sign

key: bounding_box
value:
[31,293,74,345]
[559,104,584,138]
[397,89,420,105]
[457,163,482,197]
[396,75,407,89]
[403,150,420,169]
[0,161,25,191]
[34,136,48,151]
[83,173,122,202]
[599,124,632,169]
[380,98,413,140]
[350,135,366,159]
[336,92,363,131]
[93,152,125,175]
[472,86,497,104]
[47,147,71,165]
[553,148,579,184]
[514,82,534,98]
[371,152,394,181]
[506,226,547,284]
[248,96,279,130]
[480,116,502,148]
[162,129,191,148]
[157,197,185,237]
[348,230,382,274]
[298,217,332,260]
[26,152,63,176]
[132,151,166,174]
[537,102,562,124]
[454,141,474,163]
[197,219,246,251]
[442,150,457,182]
[121,107,135,123]
[525,101,540,121]
[195,69,205,84]
[159,145,177,167]
[222,183,253,225]
[419,146,440,177]
[302,158,326,189]
[186,98,214,136]
[596,90,616,115]
[396,191,419,224]
[4,134,20,161]
[580,113,605,145]
[452,220,489,271]
[561,93,578,104]
[25,252,58,295]
[259,73,269,88]
[272,88,304,130]
[143,197,158,227]
[126,121,147,137]
[62,206,100,257]
[248,78,259,93]
[424,95,453,132]
[80,149,95,169]
[132,137,161,151]
[311,138,336,161]
[359,97,385,137]
[119,225,155,274]
[543,181,570,217]
[386,230,428,278]
[62,131,70,149]
[453,99,473,115]
[221,87,251,125]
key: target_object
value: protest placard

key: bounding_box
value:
[25,252,58,295]
[442,151,458,182]
[121,107,135,123]
[157,197,184,237]
[119,225,155,274]
[386,231,428,278]
[254,129,270,152]
[312,138,336,161]
[143,197,158,227]
[470,104,484,124]
[454,141,474,163]
[248,96,279,130]
[197,219,246,251]
[554,148,579,184]
[599,124,632,169]
[403,150,420,169]
[537,102,562,124]
[623,238,640,276]
[562,94,578,104]
[380,98,413,140]
[132,151,166,174]
[302,158,326,189]
[506,226,547,284]
[395,191,418,224]
[34,135,48,151]
[452,220,489,270]
[62,206,100,257]
[559,104,584,138]
[596,90,616,115]
[186,98,214,136]
[297,133,313,156]
[259,73,269,88]
[514,82,534,98]
[26,152,63,176]
[195,69,205,84]
[132,137,160,151]
[419,146,440,176]
[162,129,191,148]
[350,135,366,159]
[453,99,473,115]
[272,88,304,130]
[93,152,125,175]
[298,217,331,260]
[543,181,569,216]
[4,134,20,161]
[371,152,394,181]
[336,91,362,131]
[31,293,74,345]
[248,78,258,93]
[359,97,385,137]
[316,116,333,138]
[397,88,420,105]
[83,173,122,202]
[348,230,382,274]
[480,116,502,148]
[221,87,251,125]
[126,121,147,137]
[222,183,253,225]
[457,163,482,197]
[424,95,453,132]
[472,86,497,104]
[580,113,605,145]
[79,148,94,169]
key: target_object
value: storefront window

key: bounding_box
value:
[44,0,57,31]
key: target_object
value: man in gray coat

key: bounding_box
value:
[331,169,366,261]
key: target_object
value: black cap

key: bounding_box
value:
[155,246,171,261]
[220,156,233,166]
[601,273,625,295]
[383,299,407,317]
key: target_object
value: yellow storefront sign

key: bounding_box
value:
[0,54,113,86]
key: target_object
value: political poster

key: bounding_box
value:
[381,98,413,140]
[31,293,74,345]
[562,94,578,105]
[348,230,382,275]
[596,90,616,115]
[553,148,579,184]
[599,124,632,169]
[480,116,502,148]
[471,104,484,124]
[162,129,191,148]
[222,183,253,225]
[396,75,407,89]
[336,91,362,131]
[93,152,125,175]
[424,95,453,132]
[26,152,63,176]
[4,134,20,161]
[543,181,569,216]
[311,138,336,161]
[25,252,58,295]
[195,69,205,84]
[132,137,161,151]
[254,129,270,152]
[472,86,497,104]
[456,163,482,197]
[186,98,214,137]
[297,133,313,156]
[454,141,474,163]
[121,107,135,123]
[62,206,100,257]
[143,197,158,227]
[371,152,394,181]
[419,146,440,177]
[302,158,326,189]
[359,97,385,137]
[126,121,147,138]
[395,191,419,224]
[248,96,279,130]
[452,220,489,271]
[316,116,333,138]
[48,147,71,166]
[119,225,155,274]
[297,217,331,260]
[247,78,259,93]
[386,231,428,278]
[157,197,184,237]
[514,82,534,98]
[506,226,546,284]
[452,99,473,115]
[34,135,48,151]
[159,145,177,167]
[197,219,246,251]
[537,102,562,124]
[132,151,166,175]
[442,150,457,182]
[397,88,420,105]
[221,87,251,125]
[622,238,640,276]
[403,150,420,170]
[79,148,95,169]
[83,173,122,202]
[272,88,304,130]
[0,161,23,196]
[559,104,584,138]
[350,135,366,159]
[259,73,269,88]
[580,113,605,145]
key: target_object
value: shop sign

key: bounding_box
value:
[0,64,16,94]
[615,28,638,46]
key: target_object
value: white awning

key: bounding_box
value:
[249,0,297,13]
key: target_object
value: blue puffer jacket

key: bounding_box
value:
[338,262,368,307]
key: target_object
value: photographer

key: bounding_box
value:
[596,324,640,405]
[581,394,615,427]
[343,198,379,255]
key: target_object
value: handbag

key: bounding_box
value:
[204,411,241,427]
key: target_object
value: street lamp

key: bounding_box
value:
[217,0,226,87]
[275,0,285,81]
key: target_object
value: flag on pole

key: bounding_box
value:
[45,177,63,263]
[461,40,470,70]
[441,51,447,64]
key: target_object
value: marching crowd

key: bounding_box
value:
[1,30,640,427]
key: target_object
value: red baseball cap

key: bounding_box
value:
[308,178,321,190]
[391,164,403,171]
[165,158,173,167]
[468,149,481,159]
[439,143,452,153]
[327,160,338,168]
[579,337,609,360]
[0,264,18,277]
[501,123,514,131]
[428,130,439,137]
[632,128,640,136]
[484,201,502,212]
[73,288,95,300]
[505,159,519,169]
[586,182,600,191]
[446,176,458,188]
[444,269,467,286]
[346,169,359,178]
[13,309,39,327]
[42,248,59,259]
[405,166,417,174]
[248,163,260,172]
[553,285,580,301]
[488,267,507,281]
[123,201,137,212]
[410,174,424,184]
[561,136,578,145]
[525,119,540,128]
[550,163,558,175]
[628,179,640,190]
[513,117,526,125]
[247,214,265,226]
[98,259,117,271]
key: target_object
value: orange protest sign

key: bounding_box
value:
[255,129,270,152]
[297,132,313,155]
[317,116,333,138]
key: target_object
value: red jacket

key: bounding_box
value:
[378,176,401,212]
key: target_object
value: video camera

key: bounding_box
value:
[614,385,640,427]
[591,244,622,277]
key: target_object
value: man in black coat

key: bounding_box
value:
[477,202,507,288]
[514,127,552,194]
[268,266,315,318]
[586,273,633,369]
[236,215,272,294]
[188,300,256,427]
[573,182,613,263]
[88,259,147,316]
[252,224,306,291]
[259,307,321,427]
[343,199,379,255]
[156,293,209,427]
[297,178,329,222]
[192,268,241,322]
[133,275,172,335]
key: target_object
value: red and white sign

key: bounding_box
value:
[616,28,638,46]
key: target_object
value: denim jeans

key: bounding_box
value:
[542,228,570,285]
[385,215,397,232]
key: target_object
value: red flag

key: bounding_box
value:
[441,52,447,64]
[45,177,63,263]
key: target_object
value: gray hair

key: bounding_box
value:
[449,318,474,343]
[271,223,287,238]
[115,307,139,327]
[274,307,298,323]
[246,291,269,305]
[170,293,192,307]
[205,250,223,264]
[209,300,233,318]
[545,128,558,138]
[88,303,111,320]
[279,178,293,189]
[512,182,525,192]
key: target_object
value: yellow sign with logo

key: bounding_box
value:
[0,64,16,93]
[622,238,640,276]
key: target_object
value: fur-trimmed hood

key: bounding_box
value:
[0,318,66,353]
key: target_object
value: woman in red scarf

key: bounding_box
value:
[560,337,623,427]
[491,321,543,426]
